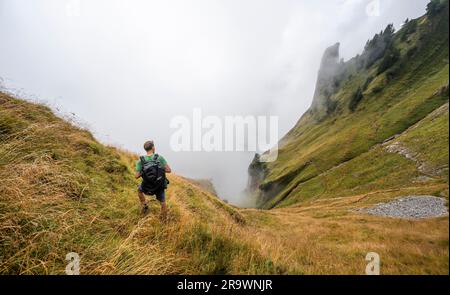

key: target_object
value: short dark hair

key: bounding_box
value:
[143,140,154,152]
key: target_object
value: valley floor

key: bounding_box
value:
[240,187,448,274]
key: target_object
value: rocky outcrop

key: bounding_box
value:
[310,42,343,118]
[245,43,344,205]
[247,154,266,192]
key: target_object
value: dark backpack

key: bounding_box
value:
[140,154,167,195]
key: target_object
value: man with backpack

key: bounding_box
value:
[135,140,171,219]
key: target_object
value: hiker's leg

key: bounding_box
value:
[137,185,149,214]
[156,190,167,220]
[137,190,146,205]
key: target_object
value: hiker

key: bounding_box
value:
[135,140,171,219]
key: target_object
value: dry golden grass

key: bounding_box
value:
[1,92,448,274]
[241,192,449,274]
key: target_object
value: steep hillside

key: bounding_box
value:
[1,1,448,275]
[0,91,448,275]
[248,1,449,209]
[0,91,280,274]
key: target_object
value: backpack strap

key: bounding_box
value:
[139,156,146,171]
[154,154,159,161]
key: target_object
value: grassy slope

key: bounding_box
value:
[257,5,449,209]
[240,103,448,275]
[0,92,280,274]
[1,3,448,275]
[0,91,448,274]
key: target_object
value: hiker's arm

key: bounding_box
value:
[165,163,171,173]
[135,172,141,179]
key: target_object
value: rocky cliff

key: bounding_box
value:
[247,1,449,209]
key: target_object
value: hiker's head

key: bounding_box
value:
[143,140,155,153]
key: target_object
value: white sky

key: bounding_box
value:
[0,0,429,205]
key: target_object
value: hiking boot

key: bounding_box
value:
[141,203,149,215]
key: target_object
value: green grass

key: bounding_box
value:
[256,4,449,209]
[0,2,448,275]
[1,85,448,275]
[0,92,283,274]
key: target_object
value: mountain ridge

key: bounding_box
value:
[248,1,449,209]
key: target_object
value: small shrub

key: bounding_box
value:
[372,85,384,94]
[0,113,25,138]
[377,46,401,74]
[348,87,364,112]
[362,76,374,91]
[103,159,128,174]
[406,46,418,58]
[75,140,102,155]
[400,19,417,41]
[385,63,402,82]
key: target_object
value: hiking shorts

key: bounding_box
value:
[138,185,166,203]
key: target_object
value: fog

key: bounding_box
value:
[0,0,429,205]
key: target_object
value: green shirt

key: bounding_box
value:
[135,154,167,172]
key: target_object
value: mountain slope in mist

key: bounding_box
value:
[1,78,448,275]
[248,0,449,209]
[0,1,448,275]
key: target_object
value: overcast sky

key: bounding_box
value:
[0,0,429,205]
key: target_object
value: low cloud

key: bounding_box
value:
[0,0,429,205]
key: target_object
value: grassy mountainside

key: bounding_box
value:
[250,1,449,209]
[0,91,448,274]
[0,1,448,275]
[0,92,280,274]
